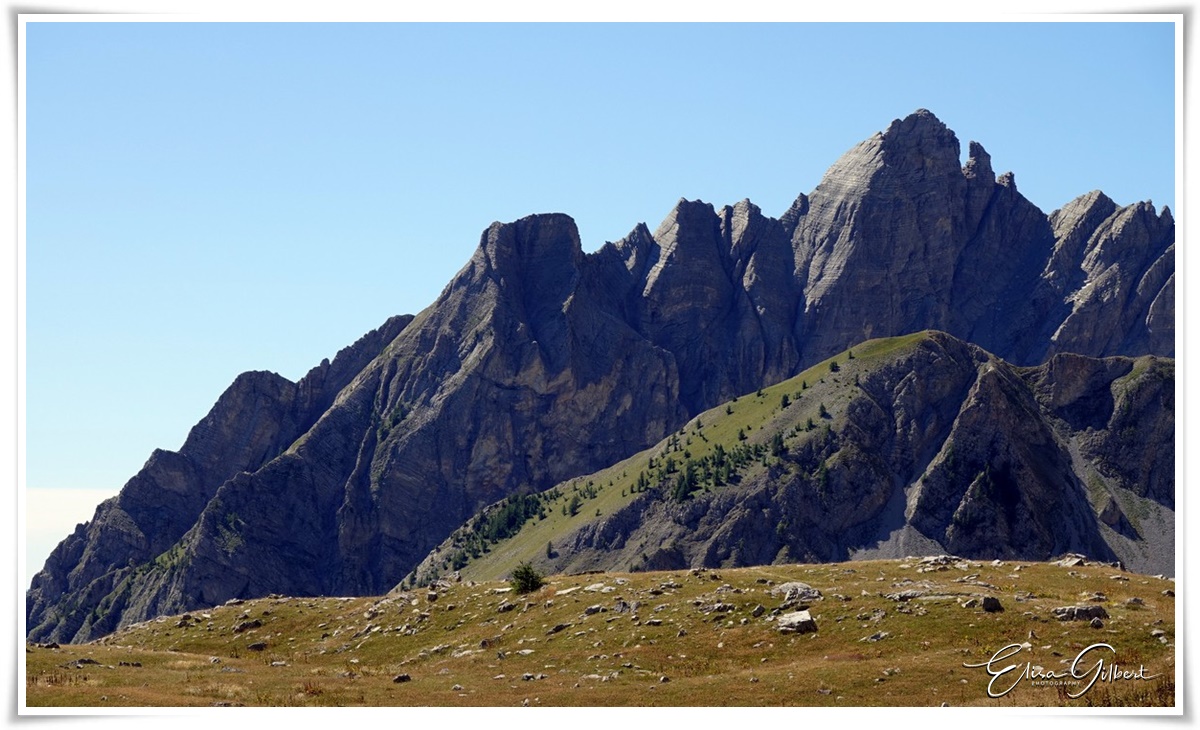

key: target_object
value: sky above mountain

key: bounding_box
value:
[22,18,1177,569]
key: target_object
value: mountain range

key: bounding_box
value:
[27,109,1175,644]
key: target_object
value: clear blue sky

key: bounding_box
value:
[25,20,1176,497]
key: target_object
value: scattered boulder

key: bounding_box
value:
[916,555,960,573]
[777,610,818,635]
[393,674,412,683]
[770,582,822,603]
[982,597,1004,613]
[246,642,267,652]
[233,619,262,634]
[1052,605,1109,622]
[1089,618,1105,629]
[860,631,890,643]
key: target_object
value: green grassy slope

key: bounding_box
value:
[408,332,941,585]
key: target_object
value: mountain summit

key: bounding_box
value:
[28,110,1174,643]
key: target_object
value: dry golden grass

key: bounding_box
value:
[25,558,1176,708]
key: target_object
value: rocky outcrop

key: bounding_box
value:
[479,333,1171,579]
[28,110,1174,643]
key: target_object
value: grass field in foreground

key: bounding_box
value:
[25,557,1175,708]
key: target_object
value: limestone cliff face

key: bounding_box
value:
[28,110,1174,643]
[458,333,1169,581]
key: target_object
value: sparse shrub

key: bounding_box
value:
[770,432,785,456]
[510,562,545,594]
[302,680,323,696]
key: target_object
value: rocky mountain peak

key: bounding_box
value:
[653,198,720,244]
[1051,190,1118,237]
[883,108,951,138]
[963,140,994,182]
[779,192,809,234]
[722,199,763,248]
[807,108,966,208]
[880,109,961,169]
[479,212,584,277]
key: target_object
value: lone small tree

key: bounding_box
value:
[510,562,545,594]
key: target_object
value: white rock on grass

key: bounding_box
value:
[776,610,818,634]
